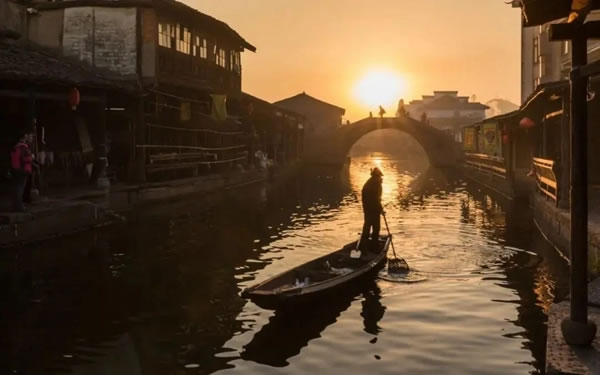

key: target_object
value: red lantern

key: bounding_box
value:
[519,117,535,129]
[501,123,509,144]
[68,88,80,110]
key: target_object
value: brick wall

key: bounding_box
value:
[63,7,137,75]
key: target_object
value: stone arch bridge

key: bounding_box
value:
[306,117,463,167]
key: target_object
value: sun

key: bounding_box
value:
[354,70,407,109]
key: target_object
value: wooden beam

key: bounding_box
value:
[580,60,600,78]
[0,89,105,102]
[550,20,600,41]
[545,109,564,120]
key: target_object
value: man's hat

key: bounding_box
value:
[371,167,383,177]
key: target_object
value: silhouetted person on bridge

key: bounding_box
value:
[396,99,407,117]
[360,167,384,251]
[378,106,386,118]
[421,111,428,124]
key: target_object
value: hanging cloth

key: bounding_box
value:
[210,94,228,122]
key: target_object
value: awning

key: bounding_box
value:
[521,81,569,115]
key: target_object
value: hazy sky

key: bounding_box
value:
[186,0,522,121]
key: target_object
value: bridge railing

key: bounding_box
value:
[532,157,559,205]
[464,153,507,179]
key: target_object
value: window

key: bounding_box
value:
[563,40,570,55]
[158,23,174,48]
[193,36,199,56]
[193,37,207,58]
[229,50,241,73]
[216,48,226,68]
[176,26,191,54]
[539,55,546,77]
[200,38,207,58]
[533,36,540,63]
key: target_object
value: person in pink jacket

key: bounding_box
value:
[10,133,33,212]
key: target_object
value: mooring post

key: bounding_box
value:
[570,26,589,327]
[550,21,600,346]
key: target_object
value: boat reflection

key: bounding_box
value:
[240,279,384,367]
[361,283,385,335]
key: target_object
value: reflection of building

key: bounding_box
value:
[406,91,488,140]
[274,92,345,162]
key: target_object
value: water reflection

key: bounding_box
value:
[0,156,570,375]
[241,280,383,367]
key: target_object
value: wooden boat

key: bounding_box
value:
[241,235,391,309]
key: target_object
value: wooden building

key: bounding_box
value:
[462,73,600,203]
[23,0,301,183]
[0,29,138,207]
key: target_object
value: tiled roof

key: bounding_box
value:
[0,42,139,90]
[274,92,346,114]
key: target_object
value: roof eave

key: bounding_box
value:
[34,0,153,11]
[34,0,256,53]
[519,0,600,27]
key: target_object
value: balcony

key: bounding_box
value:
[157,47,242,94]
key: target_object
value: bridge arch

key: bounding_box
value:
[308,117,462,167]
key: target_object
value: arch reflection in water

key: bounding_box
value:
[241,279,384,367]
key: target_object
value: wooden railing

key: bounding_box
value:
[532,157,559,205]
[142,121,250,175]
[464,153,507,179]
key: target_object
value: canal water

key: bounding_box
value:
[1,155,569,374]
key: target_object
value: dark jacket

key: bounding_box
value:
[362,176,383,215]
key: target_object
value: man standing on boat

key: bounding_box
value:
[360,167,384,251]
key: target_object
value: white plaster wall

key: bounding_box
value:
[427,109,485,119]
[28,9,64,50]
[522,26,536,103]
[93,7,136,74]
[63,7,95,65]
[407,106,484,120]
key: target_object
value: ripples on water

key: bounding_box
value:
[0,156,569,374]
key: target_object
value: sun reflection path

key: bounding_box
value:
[350,154,415,208]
